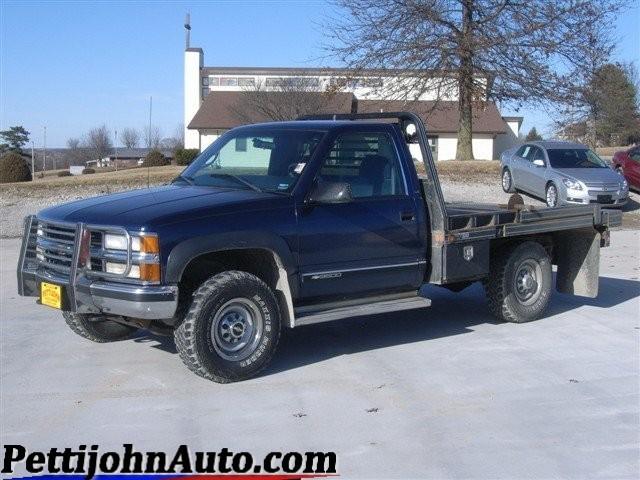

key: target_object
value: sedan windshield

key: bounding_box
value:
[547,148,608,169]
[178,129,325,193]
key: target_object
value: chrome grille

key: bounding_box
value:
[36,221,77,276]
[584,182,620,190]
[23,217,39,270]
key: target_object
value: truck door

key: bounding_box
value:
[297,127,425,301]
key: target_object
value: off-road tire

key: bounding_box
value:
[63,312,138,342]
[502,168,515,193]
[174,271,281,383]
[484,241,552,323]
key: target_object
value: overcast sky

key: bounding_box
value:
[1,0,638,147]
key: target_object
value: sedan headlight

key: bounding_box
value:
[622,179,628,190]
[562,178,583,190]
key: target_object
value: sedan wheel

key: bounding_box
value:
[545,183,558,207]
[502,169,514,193]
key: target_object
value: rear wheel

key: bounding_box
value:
[502,168,515,193]
[545,183,558,207]
[174,271,281,383]
[484,241,552,323]
[63,312,138,342]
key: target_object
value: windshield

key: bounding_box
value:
[180,129,325,193]
[547,148,608,169]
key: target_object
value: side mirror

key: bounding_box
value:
[308,181,353,204]
[533,159,545,167]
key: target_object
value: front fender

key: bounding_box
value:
[164,230,297,283]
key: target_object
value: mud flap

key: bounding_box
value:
[555,229,600,298]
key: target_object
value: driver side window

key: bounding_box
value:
[317,131,405,198]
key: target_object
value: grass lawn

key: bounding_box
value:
[2,160,503,194]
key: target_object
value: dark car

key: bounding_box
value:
[612,145,640,191]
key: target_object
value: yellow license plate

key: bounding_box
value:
[41,282,62,309]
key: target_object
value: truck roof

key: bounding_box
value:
[235,120,395,131]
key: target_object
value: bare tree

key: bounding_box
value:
[85,125,112,161]
[143,125,162,149]
[231,76,352,122]
[160,124,185,153]
[120,127,140,149]
[64,137,91,166]
[326,0,625,160]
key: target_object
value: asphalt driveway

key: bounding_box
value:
[1,231,638,479]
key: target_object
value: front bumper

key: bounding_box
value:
[19,267,178,319]
[17,218,178,320]
[561,186,628,206]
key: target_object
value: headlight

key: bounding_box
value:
[106,262,140,278]
[562,178,583,190]
[622,179,628,189]
[104,233,141,251]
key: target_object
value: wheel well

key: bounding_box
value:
[176,248,294,327]
[546,180,556,189]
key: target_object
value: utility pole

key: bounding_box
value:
[31,141,35,180]
[43,126,47,173]
[148,96,152,188]
[114,129,118,172]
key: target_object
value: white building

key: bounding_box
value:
[184,47,522,160]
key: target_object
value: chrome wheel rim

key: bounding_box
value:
[211,298,263,361]
[502,170,511,191]
[546,185,557,207]
[513,259,542,306]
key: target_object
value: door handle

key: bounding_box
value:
[400,211,415,222]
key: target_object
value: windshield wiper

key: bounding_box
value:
[173,174,194,185]
[209,173,262,192]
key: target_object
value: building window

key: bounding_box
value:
[202,77,209,86]
[265,77,319,88]
[427,136,438,161]
[235,137,247,152]
[238,77,256,87]
[219,77,238,87]
[209,76,220,86]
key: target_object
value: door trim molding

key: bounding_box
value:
[302,260,427,279]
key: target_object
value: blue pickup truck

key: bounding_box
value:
[17,113,621,382]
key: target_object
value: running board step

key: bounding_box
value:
[293,295,431,327]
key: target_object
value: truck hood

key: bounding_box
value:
[556,167,623,184]
[37,184,289,228]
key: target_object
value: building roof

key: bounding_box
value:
[357,100,507,134]
[188,92,508,135]
[201,66,453,77]
[188,91,356,130]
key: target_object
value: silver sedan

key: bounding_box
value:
[500,141,629,207]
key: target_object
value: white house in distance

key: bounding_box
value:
[184,48,522,161]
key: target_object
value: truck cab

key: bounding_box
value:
[17,113,621,382]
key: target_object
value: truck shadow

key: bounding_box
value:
[131,275,639,374]
[263,275,640,378]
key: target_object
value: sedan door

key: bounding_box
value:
[510,145,533,190]
[627,148,640,189]
[524,146,549,196]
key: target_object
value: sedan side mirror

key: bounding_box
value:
[308,181,353,204]
[533,159,545,167]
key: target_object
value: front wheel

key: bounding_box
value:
[502,168,515,193]
[174,271,281,383]
[63,312,138,342]
[545,183,558,207]
[484,241,552,323]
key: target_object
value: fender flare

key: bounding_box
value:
[164,231,297,326]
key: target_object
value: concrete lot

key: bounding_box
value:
[1,231,638,479]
